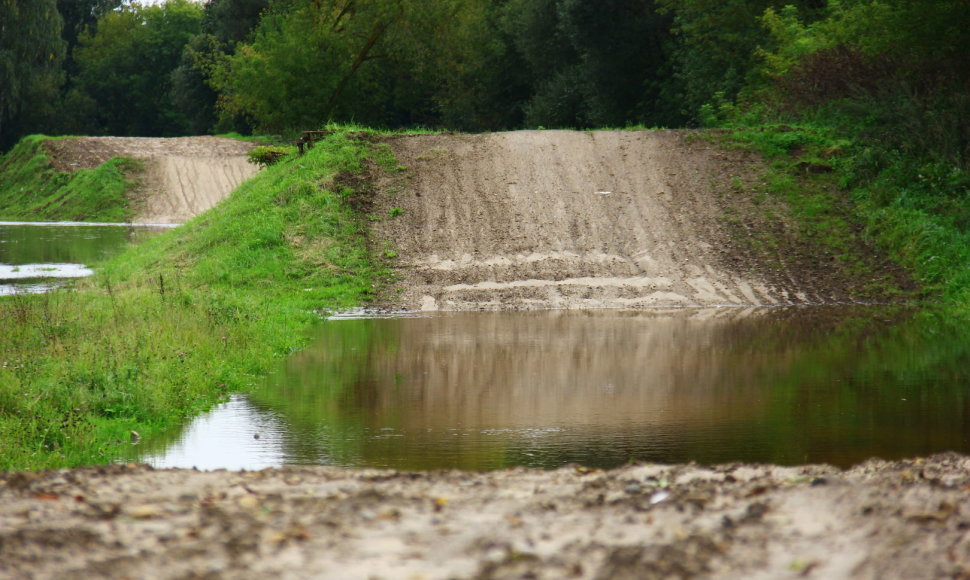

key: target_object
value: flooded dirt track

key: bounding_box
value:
[372,130,899,311]
[1,131,941,577]
[4,454,970,579]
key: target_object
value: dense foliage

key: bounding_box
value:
[0,0,66,144]
[2,0,964,140]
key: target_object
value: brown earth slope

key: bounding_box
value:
[370,130,903,311]
[44,136,259,224]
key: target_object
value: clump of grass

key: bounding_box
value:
[0,135,140,222]
[0,130,390,470]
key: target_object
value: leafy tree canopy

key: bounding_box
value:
[0,0,66,147]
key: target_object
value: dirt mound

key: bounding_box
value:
[3,454,970,579]
[44,136,259,223]
[370,130,900,311]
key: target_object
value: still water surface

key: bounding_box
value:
[0,222,169,294]
[143,307,970,471]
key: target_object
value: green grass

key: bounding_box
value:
[697,125,919,301]
[0,130,391,470]
[0,135,140,222]
[705,100,970,314]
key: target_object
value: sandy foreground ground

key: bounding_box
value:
[44,136,259,224]
[9,131,944,578]
[3,455,970,579]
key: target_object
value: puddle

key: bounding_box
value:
[142,395,287,470]
[0,221,169,294]
[143,307,970,471]
[0,263,94,279]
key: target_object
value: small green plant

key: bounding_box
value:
[388,207,405,218]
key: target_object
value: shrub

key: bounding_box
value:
[247,146,293,167]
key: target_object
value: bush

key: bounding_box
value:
[247,145,294,167]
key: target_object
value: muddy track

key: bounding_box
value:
[371,130,905,311]
[44,136,259,224]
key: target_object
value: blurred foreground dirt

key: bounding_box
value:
[4,454,970,579]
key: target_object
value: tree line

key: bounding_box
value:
[2,0,968,170]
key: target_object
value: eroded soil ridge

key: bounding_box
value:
[372,130,881,311]
[44,136,259,224]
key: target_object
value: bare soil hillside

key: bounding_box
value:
[370,130,907,311]
[44,136,259,224]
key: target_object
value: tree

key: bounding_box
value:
[203,0,270,47]
[756,0,970,167]
[212,0,448,132]
[500,0,673,128]
[656,0,825,124]
[169,33,222,135]
[56,0,123,72]
[0,0,66,148]
[70,0,204,135]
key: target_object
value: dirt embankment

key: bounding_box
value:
[44,136,259,224]
[4,454,970,580]
[370,130,905,311]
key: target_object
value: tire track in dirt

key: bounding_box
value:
[44,136,260,224]
[372,130,873,311]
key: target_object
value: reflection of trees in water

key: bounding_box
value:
[249,308,970,469]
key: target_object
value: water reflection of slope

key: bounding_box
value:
[152,307,970,470]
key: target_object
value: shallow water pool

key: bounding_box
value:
[0,221,171,294]
[141,306,970,471]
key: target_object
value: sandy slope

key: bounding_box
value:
[370,130,898,311]
[44,136,259,223]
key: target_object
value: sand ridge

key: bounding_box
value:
[44,136,260,224]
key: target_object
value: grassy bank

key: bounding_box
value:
[706,124,970,311]
[0,136,140,222]
[0,130,389,470]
